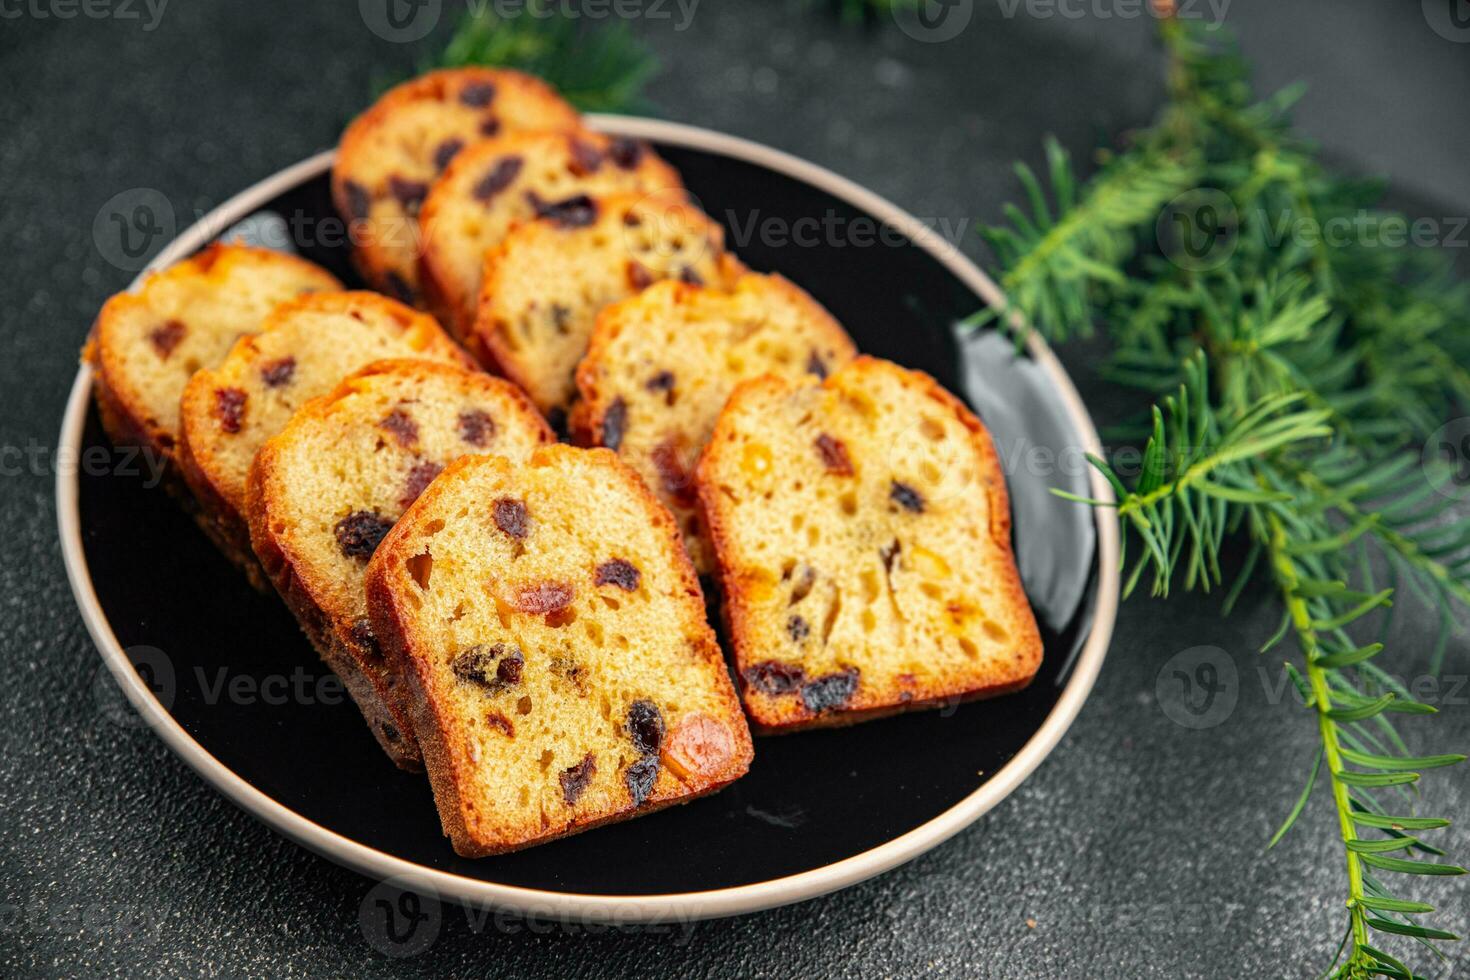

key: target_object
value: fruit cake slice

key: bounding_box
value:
[469,191,746,420]
[247,360,554,769]
[696,356,1043,732]
[365,445,753,856]
[572,274,857,572]
[178,291,474,586]
[419,131,683,340]
[85,243,341,466]
[331,68,580,304]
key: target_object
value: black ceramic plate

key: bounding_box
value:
[60,118,1118,919]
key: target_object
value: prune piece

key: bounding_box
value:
[814,433,853,476]
[567,138,603,175]
[457,409,496,446]
[744,660,805,695]
[148,319,186,358]
[786,615,810,642]
[473,157,523,203]
[492,496,529,538]
[388,175,429,213]
[459,80,496,106]
[485,712,515,737]
[528,192,597,228]
[608,138,643,169]
[384,271,415,304]
[626,699,665,755]
[515,582,573,614]
[890,481,925,513]
[334,510,393,560]
[343,180,371,222]
[645,370,675,393]
[349,617,381,660]
[678,266,703,286]
[800,668,860,714]
[650,440,696,504]
[595,558,640,592]
[400,460,443,508]
[214,387,246,433]
[432,137,464,172]
[379,408,419,447]
[601,397,627,451]
[625,261,653,291]
[625,754,659,807]
[806,351,829,379]
[259,356,295,388]
[451,643,524,691]
[559,752,596,806]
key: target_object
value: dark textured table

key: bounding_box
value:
[3,2,1468,976]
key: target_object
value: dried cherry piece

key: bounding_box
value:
[626,699,665,755]
[334,510,393,561]
[601,397,627,451]
[814,433,853,476]
[473,157,523,203]
[260,357,295,388]
[432,137,464,172]
[214,387,246,433]
[607,138,643,169]
[625,755,659,807]
[400,460,443,508]
[786,615,810,642]
[567,138,603,175]
[388,175,428,213]
[343,180,371,222]
[148,319,186,358]
[806,350,829,379]
[744,660,805,695]
[485,712,515,737]
[492,496,530,538]
[595,558,641,592]
[800,668,860,714]
[559,753,596,806]
[890,481,925,513]
[625,261,654,291]
[528,192,597,228]
[459,80,496,106]
[458,409,496,446]
[515,582,573,614]
[379,407,419,447]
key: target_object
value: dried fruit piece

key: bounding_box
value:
[485,712,515,737]
[800,668,860,713]
[626,699,665,755]
[457,409,496,446]
[432,137,464,172]
[379,408,419,447]
[678,266,703,286]
[259,357,295,388]
[607,138,643,169]
[334,510,394,560]
[473,157,523,203]
[492,497,529,538]
[786,615,810,642]
[451,643,524,691]
[559,752,596,806]
[148,319,186,358]
[214,387,246,433]
[348,617,379,659]
[528,192,597,228]
[388,175,429,214]
[625,755,659,807]
[515,581,573,614]
[343,180,371,222]
[645,370,675,393]
[460,81,496,106]
[650,440,696,505]
[400,460,443,508]
[814,433,853,476]
[661,713,736,782]
[595,558,640,592]
[567,138,603,176]
[478,118,501,137]
[626,261,653,291]
[744,660,805,695]
[807,350,829,379]
[601,397,627,450]
[890,480,925,513]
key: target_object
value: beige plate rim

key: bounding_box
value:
[57,115,1120,922]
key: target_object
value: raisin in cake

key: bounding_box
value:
[696,356,1042,732]
[85,243,341,467]
[177,291,473,586]
[246,360,553,769]
[469,191,746,419]
[365,445,752,856]
[332,68,580,304]
[419,131,683,340]
[573,275,857,572]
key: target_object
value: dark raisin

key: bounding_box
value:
[559,753,596,806]
[388,175,429,214]
[148,319,186,358]
[814,433,853,476]
[496,648,524,686]
[400,460,442,508]
[806,350,829,379]
[459,80,496,106]
[515,582,573,614]
[382,723,400,743]
[789,565,817,603]
[601,397,627,451]
[432,137,464,172]
[343,180,371,222]
[458,409,496,446]
[800,668,860,714]
[472,157,523,203]
[485,712,515,737]
[478,117,501,136]
[379,408,418,447]
[260,356,295,388]
[493,497,529,538]
[645,370,675,393]
[567,138,603,175]
[546,406,568,438]
[890,481,926,513]
[334,510,393,561]
[549,303,571,332]
[880,539,901,573]
[744,660,805,695]
[214,387,246,433]
[626,699,665,755]
[787,615,810,642]
[626,261,654,291]
[678,266,703,286]
[625,755,659,807]
[349,617,380,659]
[528,192,597,228]
[385,271,415,304]
[595,558,640,592]
[607,138,643,169]
[650,440,696,505]
[451,643,523,691]
[550,656,587,694]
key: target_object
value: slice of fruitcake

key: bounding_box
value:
[468,191,746,420]
[331,68,581,304]
[177,291,473,586]
[418,131,683,340]
[696,356,1043,732]
[572,274,857,572]
[365,445,753,856]
[247,360,553,769]
[85,243,341,466]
